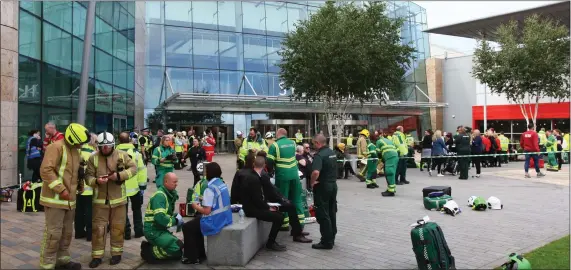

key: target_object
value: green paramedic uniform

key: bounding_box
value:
[392,131,409,184]
[376,137,398,195]
[267,136,305,229]
[364,140,378,188]
[152,145,177,188]
[143,186,182,261]
[311,145,338,247]
[546,134,558,170]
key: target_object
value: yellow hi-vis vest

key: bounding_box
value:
[174,138,184,153]
[79,144,95,196]
[116,143,147,196]
[538,131,547,146]
[406,135,414,147]
[346,136,354,147]
[499,135,510,151]
[392,131,409,156]
[295,133,303,143]
[564,133,570,151]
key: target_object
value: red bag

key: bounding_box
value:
[309,204,315,217]
[529,158,544,168]
[179,203,187,217]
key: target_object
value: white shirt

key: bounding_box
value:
[201,179,217,207]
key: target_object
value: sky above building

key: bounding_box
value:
[416,1,561,57]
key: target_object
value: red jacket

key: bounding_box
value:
[520,130,540,152]
[43,131,64,151]
[495,138,502,151]
[482,136,491,152]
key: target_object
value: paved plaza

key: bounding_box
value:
[1,154,568,269]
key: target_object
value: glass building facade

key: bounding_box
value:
[144,1,432,146]
[17,1,137,176]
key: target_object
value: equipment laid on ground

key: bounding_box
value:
[442,152,458,175]
[487,196,503,210]
[17,182,43,212]
[422,186,452,198]
[442,200,461,216]
[500,253,531,270]
[424,194,453,211]
[410,216,456,270]
[0,188,14,202]
[471,196,487,211]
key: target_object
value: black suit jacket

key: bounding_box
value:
[239,169,288,216]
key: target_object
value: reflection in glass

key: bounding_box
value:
[192,2,218,30]
[43,23,72,70]
[20,1,42,16]
[95,18,113,53]
[95,80,114,113]
[287,3,307,32]
[19,11,42,60]
[43,2,73,33]
[95,49,113,84]
[193,29,219,69]
[72,38,95,76]
[18,56,41,104]
[113,87,127,115]
[145,67,165,109]
[167,67,193,93]
[265,2,288,35]
[146,1,163,24]
[220,70,242,95]
[114,32,128,62]
[72,2,87,39]
[242,1,266,35]
[146,24,165,66]
[219,31,243,70]
[218,1,242,32]
[113,58,127,89]
[194,69,219,94]
[243,34,267,72]
[165,1,192,27]
[268,73,283,96]
[245,72,268,96]
[43,64,72,108]
[267,36,282,73]
[165,26,193,67]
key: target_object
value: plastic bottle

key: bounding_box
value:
[238,209,245,224]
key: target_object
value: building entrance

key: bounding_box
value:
[252,120,311,142]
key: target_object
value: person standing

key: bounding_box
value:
[26,130,43,183]
[140,173,184,263]
[419,130,433,173]
[75,133,98,242]
[174,132,185,170]
[85,132,137,268]
[295,129,304,145]
[187,138,206,186]
[431,130,447,177]
[455,127,471,180]
[267,128,306,232]
[499,131,510,164]
[554,129,564,170]
[355,129,368,182]
[392,126,409,185]
[545,130,559,171]
[346,134,354,148]
[375,135,399,197]
[42,122,65,154]
[116,132,147,240]
[310,134,337,250]
[538,128,547,154]
[470,130,483,178]
[359,129,379,189]
[152,136,177,188]
[481,132,491,167]
[520,123,546,178]
[234,131,244,170]
[138,128,152,166]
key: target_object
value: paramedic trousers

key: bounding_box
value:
[383,156,398,193]
[275,178,305,229]
[313,182,337,246]
[365,159,378,186]
[39,207,75,269]
[92,205,126,259]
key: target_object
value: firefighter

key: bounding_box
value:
[152,136,177,188]
[85,132,137,268]
[75,133,98,242]
[392,126,410,185]
[376,135,399,197]
[238,128,267,169]
[39,123,88,270]
[295,129,304,145]
[234,131,244,170]
[116,132,147,240]
[267,128,309,233]
[545,130,559,171]
[355,129,368,182]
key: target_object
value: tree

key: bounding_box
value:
[279,1,415,146]
[473,14,570,128]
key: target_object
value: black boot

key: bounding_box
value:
[381,190,395,197]
[372,183,380,188]
[312,243,333,250]
[366,184,375,189]
[88,259,102,269]
[56,261,82,270]
[395,181,403,185]
[124,232,132,240]
[356,174,366,182]
[110,255,122,265]
[401,180,410,184]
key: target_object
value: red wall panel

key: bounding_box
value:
[471,102,570,129]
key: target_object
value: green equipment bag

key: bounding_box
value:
[424,195,453,211]
[186,187,194,204]
[411,220,456,270]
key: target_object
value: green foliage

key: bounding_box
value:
[279,1,415,105]
[473,14,570,107]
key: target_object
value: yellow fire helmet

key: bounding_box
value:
[337,143,346,152]
[359,129,370,138]
[65,123,90,146]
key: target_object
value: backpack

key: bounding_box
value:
[411,219,456,270]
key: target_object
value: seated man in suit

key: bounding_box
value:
[239,156,312,251]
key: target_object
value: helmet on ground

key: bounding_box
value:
[487,196,503,210]
[236,130,243,136]
[97,132,115,147]
[442,200,460,216]
[337,143,346,151]
[359,129,370,138]
[468,196,478,207]
[65,123,90,146]
[265,132,274,139]
[472,196,487,211]
[502,253,531,270]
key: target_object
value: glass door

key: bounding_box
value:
[113,115,127,135]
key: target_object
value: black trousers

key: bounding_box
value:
[248,202,303,244]
[74,195,93,237]
[430,156,443,173]
[396,159,407,183]
[182,217,206,261]
[471,155,482,175]
[556,152,564,170]
[28,158,42,183]
[125,192,144,236]
[190,162,200,186]
[313,182,337,246]
[344,162,355,178]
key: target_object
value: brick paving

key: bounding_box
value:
[1,154,568,269]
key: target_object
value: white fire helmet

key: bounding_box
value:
[487,196,503,210]
[167,128,173,134]
[443,200,461,216]
[236,130,243,137]
[97,132,115,146]
[468,196,478,207]
[265,132,274,139]
[196,163,204,174]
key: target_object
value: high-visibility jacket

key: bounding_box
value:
[174,137,184,153]
[26,136,42,159]
[116,143,147,196]
[405,134,414,147]
[538,130,547,146]
[564,133,570,151]
[357,136,367,159]
[366,141,377,159]
[238,137,267,162]
[85,149,137,208]
[267,136,299,180]
[200,178,232,236]
[191,178,208,203]
[234,137,244,156]
[79,144,96,196]
[295,133,303,143]
[346,136,354,147]
[499,135,510,151]
[546,135,558,152]
[376,137,398,160]
[144,186,179,233]
[152,145,177,169]
[39,140,81,209]
[392,131,409,156]
[263,138,275,149]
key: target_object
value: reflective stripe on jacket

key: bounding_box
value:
[238,137,267,161]
[116,143,147,196]
[26,137,41,159]
[144,186,178,233]
[200,178,233,236]
[392,131,409,156]
[376,137,398,158]
[499,135,510,151]
[267,136,299,180]
[39,140,81,209]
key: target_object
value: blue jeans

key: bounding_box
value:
[524,153,540,173]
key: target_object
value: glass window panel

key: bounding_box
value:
[265,2,288,36]
[220,70,242,95]
[128,13,135,30]
[193,69,219,94]
[126,65,134,91]
[18,56,41,104]
[44,107,72,131]
[72,2,87,39]
[71,75,95,111]
[145,66,165,109]
[95,49,113,84]
[128,2,135,16]
[165,26,193,68]
[95,80,113,113]
[20,1,42,16]
[43,2,73,33]
[167,67,193,93]
[113,87,127,115]
[192,1,218,30]
[126,90,135,116]
[268,73,283,96]
[127,39,135,66]
[43,23,72,70]
[113,3,129,30]
[19,11,41,60]
[146,1,163,24]
[146,24,165,66]
[243,34,267,72]
[114,32,128,62]
[242,1,266,35]
[43,64,72,108]
[192,29,219,69]
[113,58,127,89]
[245,72,268,96]
[18,103,42,177]
[95,18,113,53]
[72,38,95,77]
[96,1,114,26]
[164,1,192,27]
[267,36,282,73]
[218,1,241,32]
[536,119,552,131]
[287,3,307,32]
[307,1,324,7]
[219,31,242,70]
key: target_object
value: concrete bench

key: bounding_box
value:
[206,213,272,267]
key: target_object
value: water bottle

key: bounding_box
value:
[238,209,245,224]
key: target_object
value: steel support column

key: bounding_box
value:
[77,0,96,125]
